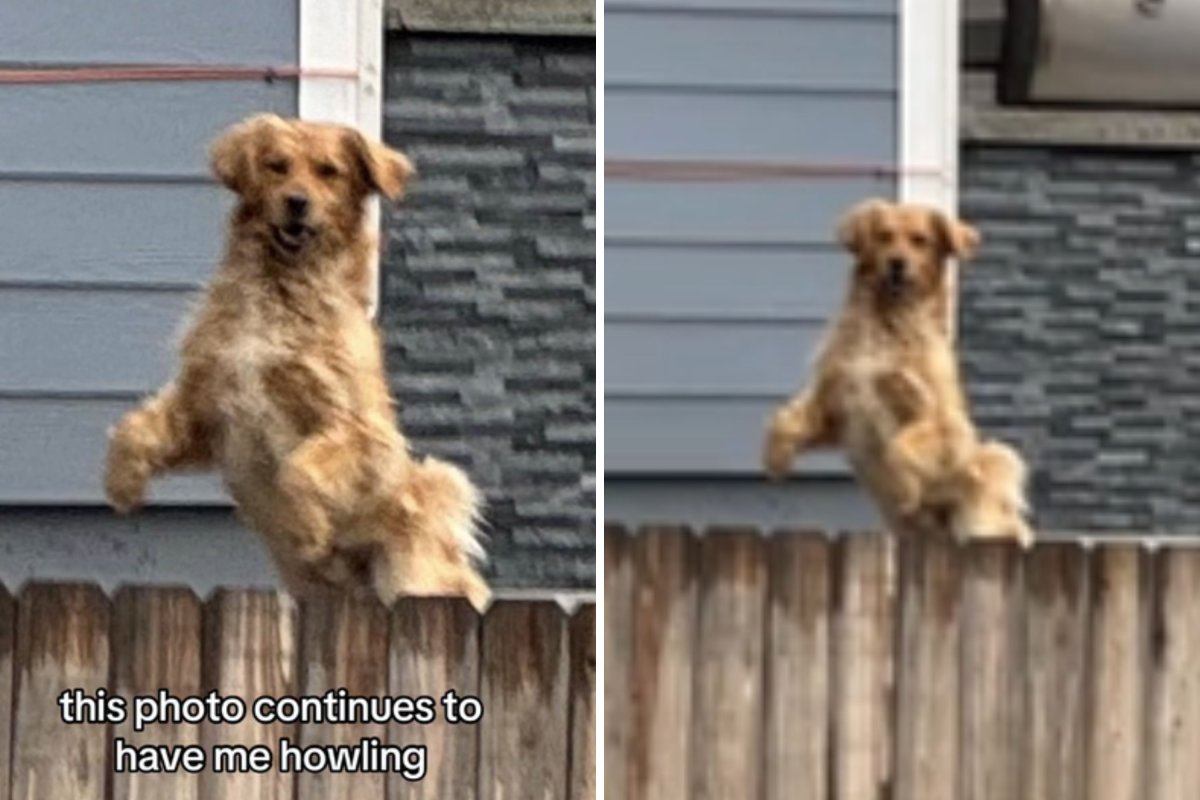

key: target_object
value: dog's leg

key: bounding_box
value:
[105,382,212,513]
[274,425,366,564]
[881,419,943,515]
[763,386,837,480]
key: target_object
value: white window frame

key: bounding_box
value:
[299,0,386,315]
[899,0,962,331]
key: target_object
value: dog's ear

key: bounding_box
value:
[210,114,286,194]
[932,209,980,260]
[344,130,415,200]
[837,199,887,256]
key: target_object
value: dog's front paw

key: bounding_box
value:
[763,416,796,480]
[104,460,149,514]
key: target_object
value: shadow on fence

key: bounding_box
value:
[604,523,1200,800]
[0,583,595,800]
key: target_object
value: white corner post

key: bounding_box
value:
[899,0,962,333]
[299,0,387,315]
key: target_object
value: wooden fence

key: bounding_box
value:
[0,583,595,800]
[604,524,1200,800]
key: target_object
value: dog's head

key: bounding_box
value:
[209,114,414,258]
[838,199,978,305]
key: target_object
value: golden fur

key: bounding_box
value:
[763,199,1032,545]
[104,114,490,608]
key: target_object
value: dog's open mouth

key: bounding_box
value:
[271,223,315,254]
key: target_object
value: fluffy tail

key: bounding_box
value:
[953,439,1033,546]
[404,455,486,564]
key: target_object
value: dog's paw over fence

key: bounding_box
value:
[0,584,595,800]
[605,524,1200,800]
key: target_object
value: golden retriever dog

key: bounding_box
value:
[104,114,490,609]
[763,199,1032,546]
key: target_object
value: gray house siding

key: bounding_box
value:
[605,0,896,528]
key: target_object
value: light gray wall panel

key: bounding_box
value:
[0,81,297,178]
[0,182,227,287]
[0,289,193,394]
[606,477,878,531]
[606,11,897,90]
[0,398,228,504]
[0,0,297,66]
[607,320,821,396]
[607,90,895,162]
[607,0,894,12]
[607,177,895,244]
[606,396,849,474]
[606,244,848,319]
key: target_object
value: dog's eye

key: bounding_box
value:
[877,230,896,245]
[316,162,341,180]
[910,233,930,248]
[266,158,290,175]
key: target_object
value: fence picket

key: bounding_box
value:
[296,596,390,800]
[1087,545,1149,800]
[389,598,481,800]
[603,524,633,800]
[480,601,570,799]
[569,604,597,800]
[831,535,895,800]
[0,585,14,800]
[764,531,831,800]
[200,589,298,800]
[894,535,962,800]
[11,583,111,800]
[111,587,203,800]
[1022,543,1089,800]
[629,526,696,800]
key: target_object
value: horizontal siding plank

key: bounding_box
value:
[605,12,896,91]
[606,1,896,14]
[606,177,895,244]
[0,0,297,65]
[0,182,226,287]
[606,320,824,396]
[0,288,193,394]
[0,397,228,504]
[606,244,846,320]
[607,89,895,162]
[606,396,850,474]
[0,81,296,178]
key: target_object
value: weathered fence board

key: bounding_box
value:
[0,583,593,800]
[480,601,570,800]
[111,586,203,800]
[1022,543,1089,800]
[894,536,961,800]
[0,586,13,800]
[690,528,766,800]
[603,524,633,800]
[606,525,1200,800]
[764,532,830,800]
[628,526,695,800]
[1147,548,1200,800]
[389,598,481,800]
[569,604,597,800]
[11,583,111,800]
[832,535,894,800]
[1088,545,1149,800]
[297,596,390,800]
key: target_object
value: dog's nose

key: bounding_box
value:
[887,258,906,282]
[286,193,310,216]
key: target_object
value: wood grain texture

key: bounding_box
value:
[603,524,633,800]
[568,604,597,800]
[11,583,111,800]
[111,586,203,800]
[1087,545,1148,800]
[831,535,895,800]
[959,543,1023,800]
[628,526,696,800]
[480,601,570,800]
[200,589,297,800]
[296,596,390,800]
[894,535,962,800]
[690,527,767,800]
[389,598,481,800]
[1023,543,1089,800]
[1146,548,1200,800]
[0,585,13,800]
[764,531,831,800]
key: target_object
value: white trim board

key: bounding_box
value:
[299,0,386,314]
